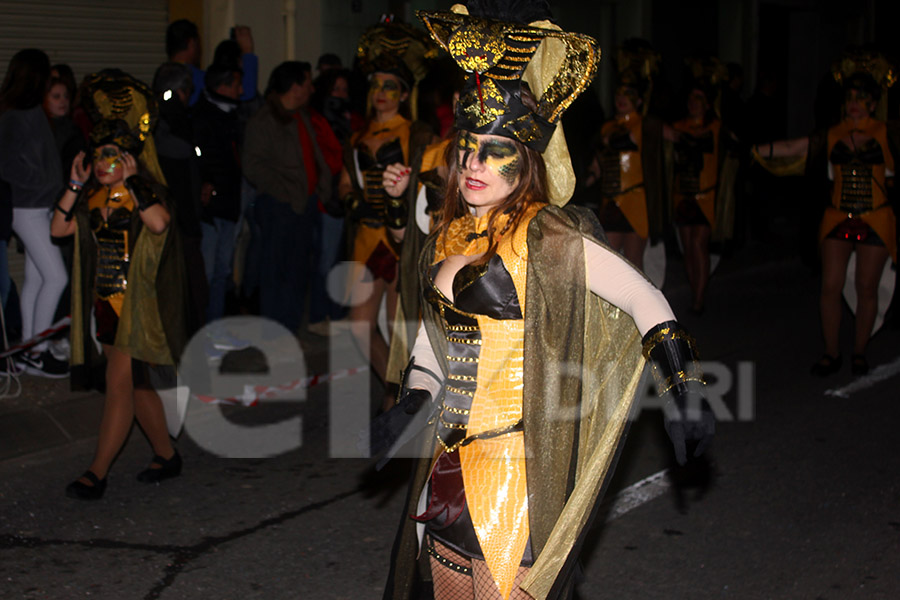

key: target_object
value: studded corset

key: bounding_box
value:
[88,186,135,305]
[424,254,523,452]
[830,138,884,215]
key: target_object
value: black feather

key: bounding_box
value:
[465,0,553,24]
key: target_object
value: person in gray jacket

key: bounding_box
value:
[0,49,68,378]
[242,61,330,333]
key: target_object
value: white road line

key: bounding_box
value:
[824,355,900,399]
[604,468,670,522]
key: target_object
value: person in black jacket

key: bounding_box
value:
[152,62,208,334]
[193,63,243,322]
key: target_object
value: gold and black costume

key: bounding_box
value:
[672,116,721,228]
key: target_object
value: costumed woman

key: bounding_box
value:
[52,71,188,500]
[758,49,897,376]
[380,3,715,599]
[338,20,434,406]
[670,59,730,315]
[588,39,667,271]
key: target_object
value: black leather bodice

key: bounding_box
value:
[354,138,405,226]
[831,138,884,214]
[90,205,132,299]
[424,253,521,452]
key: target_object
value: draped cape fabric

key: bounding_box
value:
[383,204,646,600]
[70,183,189,375]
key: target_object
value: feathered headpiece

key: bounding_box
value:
[81,69,165,184]
[418,0,601,204]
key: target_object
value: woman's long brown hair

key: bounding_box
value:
[433,131,547,265]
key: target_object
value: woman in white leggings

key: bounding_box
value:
[0,49,68,377]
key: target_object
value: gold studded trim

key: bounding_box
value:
[449,373,477,382]
[641,327,698,359]
[447,324,479,332]
[446,386,475,398]
[442,403,470,415]
[426,543,472,575]
[448,354,479,363]
[447,336,482,345]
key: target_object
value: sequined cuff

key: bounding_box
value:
[641,321,704,396]
[384,195,408,229]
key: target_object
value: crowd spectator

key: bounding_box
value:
[0,49,68,377]
[193,63,244,322]
[242,61,331,333]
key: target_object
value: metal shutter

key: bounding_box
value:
[0,0,168,88]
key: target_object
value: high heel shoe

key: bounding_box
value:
[65,470,107,500]
[137,450,182,483]
[810,354,842,377]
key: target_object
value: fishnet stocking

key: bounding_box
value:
[428,538,534,600]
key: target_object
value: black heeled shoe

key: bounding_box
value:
[66,470,107,500]
[137,450,182,483]
[850,354,869,376]
[810,354,842,377]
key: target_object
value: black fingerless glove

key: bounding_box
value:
[125,175,162,212]
[642,321,715,465]
[384,194,408,229]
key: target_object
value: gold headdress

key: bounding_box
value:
[615,38,660,116]
[356,16,439,119]
[80,69,166,185]
[832,46,896,121]
[684,54,728,117]
[418,1,601,205]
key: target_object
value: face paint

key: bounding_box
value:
[478,139,520,185]
[370,76,403,101]
[457,131,479,170]
[93,146,122,174]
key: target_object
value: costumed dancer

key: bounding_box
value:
[338,18,436,406]
[589,39,667,273]
[671,56,733,315]
[756,47,897,376]
[52,70,188,500]
[380,3,715,599]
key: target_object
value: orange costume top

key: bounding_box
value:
[672,117,721,228]
[347,114,412,271]
[597,111,649,238]
[819,117,896,262]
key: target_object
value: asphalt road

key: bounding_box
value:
[1,236,899,600]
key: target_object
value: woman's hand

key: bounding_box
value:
[121,151,139,180]
[383,163,411,198]
[70,151,91,185]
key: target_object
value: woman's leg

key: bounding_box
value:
[688,224,711,311]
[349,272,390,383]
[620,232,648,270]
[471,557,532,599]
[11,208,67,349]
[429,538,475,600]
[852,244,890,355]
[134,384,176,463]
[82,344,135,482]
[819,238,854,358]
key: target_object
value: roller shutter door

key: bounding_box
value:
[0,0,168,88]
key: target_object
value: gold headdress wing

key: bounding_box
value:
[615,38,660,116]
[81,69,166,185]
[419,4,600,205]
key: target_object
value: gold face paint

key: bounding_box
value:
[370,76,403,101]
[457,132,521,185]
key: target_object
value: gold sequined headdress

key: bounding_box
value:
[418,1,600,204]
[81,69,166,185]
[832,46,896,120]
[615,38,659,116]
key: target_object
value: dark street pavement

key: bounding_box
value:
[1,234,899,600]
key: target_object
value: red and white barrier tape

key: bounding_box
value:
[194,365,370,406]
[0,317,71,358]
